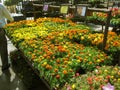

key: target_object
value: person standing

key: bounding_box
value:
[0,3,14,71]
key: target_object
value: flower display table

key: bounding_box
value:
[5,17,120,89]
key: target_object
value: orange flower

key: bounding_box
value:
[50,44,55,49]
[46,51,53,56]
[28,52,32,54]
[43,54,47,58]
[64,61,68,64]
[29,40,33,44]
[113,41,120,46]
[69,69,73,72]
[57,45,66,52]
[108,31,117,36]
[46,64,50,69]
[34,50,37,53]
[31,54,36,60]
[45,64,52,70]
[63,70,68,75]
[105,44,110,50]
[56,59,60,63]
[49,65,52,70]
[54,68,58,72]
[46,56,50,59]
[89,61,93,65]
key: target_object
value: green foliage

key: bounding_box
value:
[110,18,120,26]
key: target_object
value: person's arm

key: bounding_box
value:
[2,5,14,22]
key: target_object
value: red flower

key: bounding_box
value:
[56,74,60,79]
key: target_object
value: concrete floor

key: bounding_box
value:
[0,68,27,90]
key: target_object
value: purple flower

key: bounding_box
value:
[102,83,114,90]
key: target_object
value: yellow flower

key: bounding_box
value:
[118,78,120,82]
[111,76,114,79]
[94,38,98,42]
[104,69,108,73]
[72,84,75,89]
[88,54,91,56]
[42,62,47,66]
[97,59,101,63]
[114,67,119,71]
[77,60,81,62]
[68,61,72,65]
[81,36,84,40]
[118,71,120,75]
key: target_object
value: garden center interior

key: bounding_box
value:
[0,0,120,90]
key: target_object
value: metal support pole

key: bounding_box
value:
[102,10,111,50]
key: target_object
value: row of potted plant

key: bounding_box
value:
[5,18,90,44]
[64,29,120,53]
[5,18,120,54]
